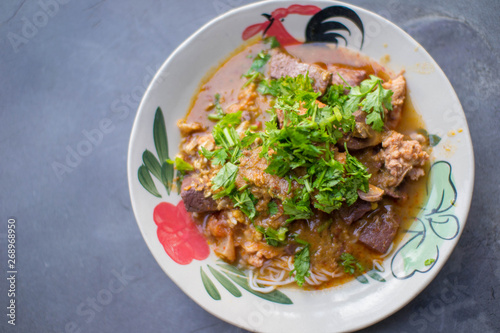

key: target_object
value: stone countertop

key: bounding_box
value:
[0,0,498,332]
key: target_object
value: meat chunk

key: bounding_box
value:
[357,184,384,202]
[268,49,332,94]
[339,131,384,150]
[206,212,231,237]
[180,133,215,155]
[339,200,372,225]
[236,147,291,198]
[359,207,400,253]
[329,65,367,87]
[177,119,207,136]
[338,111,383,150]
[240,239,283,268]
[374,131,429,189]
[382,75,406,129]
[180,176,218,213]
[207,213,235,261]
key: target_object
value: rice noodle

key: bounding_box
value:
[372,259,384,272]
[380,242,394,258]
[248,269,278,293]
[246,254,347,291]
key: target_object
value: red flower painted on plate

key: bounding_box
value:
[242,4,321,46]
[154,201,210,265]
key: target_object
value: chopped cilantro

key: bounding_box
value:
[204,55,390,226]
[174,157,193,172]
[256,74,372,220]
[283,195,313,223]
[212,112,242,150]
[290,238,311,286]
[232,190,257,220]
[424,258,435,266]
[255,225,288,247]
[344,75,393,132]
[200,147,228,166]
[267,201,279,216]
[211,162,238,199]
[208,93,226,121]
[314,191,343,213]
[264,36,280,48]
[243,51,270,87]
[339,253,364,275]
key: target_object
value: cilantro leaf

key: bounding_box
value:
[208,93,225,121]
[321,84,348,108]
[290,239,311,287]
[213,125,240,149]
[255,225,288,247]
[365,111,384,132]
[268,201,278,216]
[243,51,270,86]
[245,52,270,76]
[264,36,281,48]
[232,190,257,220]
[343,75,393,132]
[211,149,229,165]
[200,147,228,166]
[339,253,364,275]
[342,83,366,116]
[174,157,193,172]
[314,191,343,213]
[253,73,373,216]
[283,195,312,222]
[240,131,262,148]
[211,162,238,192]
[345,148,370,193]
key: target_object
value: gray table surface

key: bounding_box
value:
[1,0,499,332]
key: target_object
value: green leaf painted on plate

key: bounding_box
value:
[142,150,162,180]
[208,265,242,297]
[153,107,169,163]
[416,128,441,147]
[428,134,441,147]
[367,270,386,282]
[216,262,246,277]
[138,165,161,198]
[356,275,369,284]
[391,161,459,279]
[161,161,174,195]
[222,271,293,305]
[201,267,221,300]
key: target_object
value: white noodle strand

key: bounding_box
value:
[248,270,277,293]
[372,259,385,272]
[380,243,394,258]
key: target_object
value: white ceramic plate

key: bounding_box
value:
[127,1,474,332]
